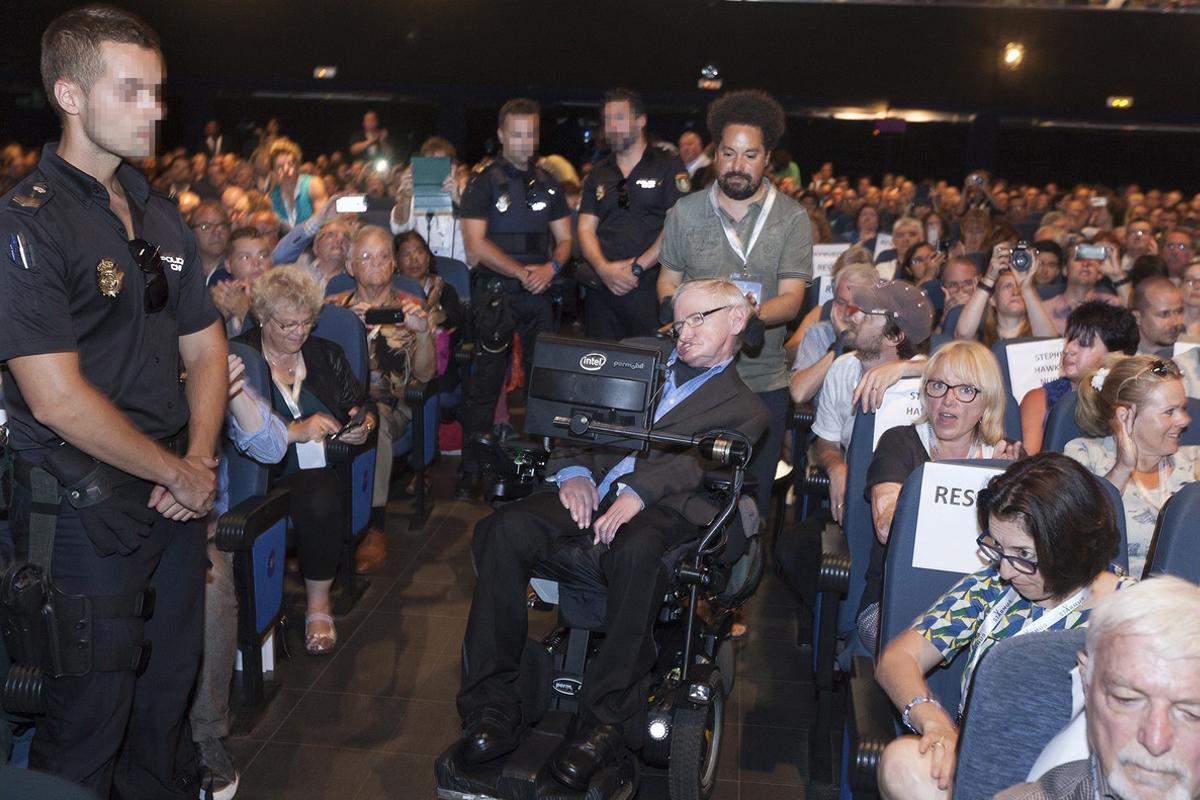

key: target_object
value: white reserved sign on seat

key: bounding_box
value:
[812,243,850,306]
[912,461,1005,574]
[872,378,924,449]
[1006,338,1065,405]
[874,233,894,260]
[1175,338,1200,357]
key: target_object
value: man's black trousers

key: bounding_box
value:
[457,491,695,728]
[9,481,205,799]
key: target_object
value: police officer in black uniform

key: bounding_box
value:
[578,88,688,340]
[0,8,227,797]
[456,98,572,499]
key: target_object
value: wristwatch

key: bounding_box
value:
[550,259,563,277]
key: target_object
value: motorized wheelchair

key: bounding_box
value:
[435,336,765,800]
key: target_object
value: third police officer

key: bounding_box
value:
[457,98,572,499]
[577,88,688,340]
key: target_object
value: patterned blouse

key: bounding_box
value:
[326,288,437,403]
[1063,436,1200,578]
[913,568,1131,709]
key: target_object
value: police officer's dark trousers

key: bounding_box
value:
[461,291,553,475]
[583,266,660,342]
[457,491,695,727]
[10,481,206,799]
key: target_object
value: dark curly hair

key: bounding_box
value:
[706,90,786,151]
[976,452,1118,597]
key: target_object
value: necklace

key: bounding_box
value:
[264,349,299,377]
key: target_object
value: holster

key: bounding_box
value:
[0,561,152,681]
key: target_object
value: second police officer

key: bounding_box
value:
[457,98,572,499]
[577,88,689,340]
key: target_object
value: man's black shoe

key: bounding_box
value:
[454,472,481,501]
[460,704,522,765]
[550,723,625,791]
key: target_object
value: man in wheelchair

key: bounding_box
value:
[454,278,769,791]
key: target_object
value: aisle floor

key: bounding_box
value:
[228,462,832,799]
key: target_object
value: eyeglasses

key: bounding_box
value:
[128,238,169,314]
[192,222,230,234]
[272,316,317,333]
[669,305,732,338]
[976,532,1039,575]
[1184,277,1200,287]
[925,380,981,403]
[617,178,630,210]
[1167,243,1192,251]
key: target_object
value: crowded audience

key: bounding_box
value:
[10,7,1200,799]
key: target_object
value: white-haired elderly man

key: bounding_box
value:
[996,575,1200,800]
[455,278,769,791]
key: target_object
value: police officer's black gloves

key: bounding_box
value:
[741,313,766,354]
[76,484,159,557]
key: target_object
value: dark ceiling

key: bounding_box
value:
[6,0,1199,123]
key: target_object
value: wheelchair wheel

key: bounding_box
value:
[715,638,735,697]
[667,678,725,800]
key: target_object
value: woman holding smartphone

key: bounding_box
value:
[234,267,374,654]
[326,225,437,573]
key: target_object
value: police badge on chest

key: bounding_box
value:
[96,258,124,297]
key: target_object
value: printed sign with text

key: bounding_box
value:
[812,243,850,308]
[912,461,1005,574]
[1006,338,1065,405]
[872,378,925,449]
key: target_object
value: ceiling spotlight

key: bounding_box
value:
[1107,95,1134,109]
[1001,42,1025,71]
[313,66,337,79]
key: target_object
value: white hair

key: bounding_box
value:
[1084,575,1200,680]
[673,278,754,317]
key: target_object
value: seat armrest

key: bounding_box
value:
[844,657,902,786]
[802,462,830,494]
[216,488,290,552]
[324,425,379,464]
[404,379,437,407]
[847,655,900,791]
[791,402,816,429]
[818,522,851,595]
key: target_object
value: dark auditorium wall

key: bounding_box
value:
[7,0,1200,188]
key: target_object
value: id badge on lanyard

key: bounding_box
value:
[711,181,776,305]
[275,375,327,470]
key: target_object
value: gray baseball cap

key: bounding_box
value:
[849,279,934,344]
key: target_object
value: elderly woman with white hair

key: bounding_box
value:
[234,267,374,654]
[326,225,437,573]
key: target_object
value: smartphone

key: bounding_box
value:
[937,238,953,253]
[1075,244,1108,261]
[1089,197,1108,208]
[334,194,368,213]
[331,406,368,439]
[364,307,405,326]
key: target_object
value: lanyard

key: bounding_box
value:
[959,584,1089,713]
[709,181,777,266]
[271,356,308,419]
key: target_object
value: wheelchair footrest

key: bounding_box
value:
[434,710,639,800]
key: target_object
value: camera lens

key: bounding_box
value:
[1011,249,1031,271]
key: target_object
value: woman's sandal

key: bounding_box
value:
[304,612,337,655]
